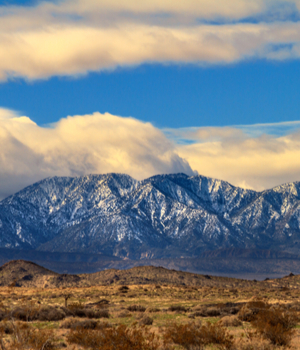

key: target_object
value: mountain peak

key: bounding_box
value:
[0,173,300,259]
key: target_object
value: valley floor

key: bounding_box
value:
[1,275,300,349]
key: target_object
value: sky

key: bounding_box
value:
[1,0,300,199]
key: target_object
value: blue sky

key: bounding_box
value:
[1,0,300,198]
[1,61,300,129]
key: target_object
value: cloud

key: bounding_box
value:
[0,109,193,200]
[174,125,300,191]
[1,108,300,197]
[0,0,300,80]
[164,121,300,144]
[0,0,269,23]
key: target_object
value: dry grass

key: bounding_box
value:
[0,264,300,349]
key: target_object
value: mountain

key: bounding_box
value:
[1,173,300,259]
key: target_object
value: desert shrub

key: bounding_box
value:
[10,307,37,322]
[218,316,242,327]
[10,303,66,322]
[168,305,188,312]
[68,306,109,319]
[0,310,7,321]
[163,321,233,350]
[67,324,160,350]
[60,306,74,317]
[93,299,110,309]
[118,286,129,293]
[139,316,153,326]
[71,308,86,318]
[218,303,242,316]
[190,311,206,318]
[68,302,85,310]
[60,317,79,329]
[118,285,129,290]
[287,302,300,312]
[85,308,110,319]
[71,320,99,330]
[0,321,14,334]
[250,306,299,346]
[206,307,221,316]
[228,307,240,315]
[37,306,66,321]
[147,307,160,313]
[200,323,234,349]
[60,317,112,330]
[236,338,274,350]
[127,305,146,312]
[238,302,269,322]
[164,323,202,350]
[6,321,56,350]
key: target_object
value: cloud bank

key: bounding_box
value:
[1,0,300,80]
[0,109,193,200]
[173,125,300,191]
[1,108,300,199]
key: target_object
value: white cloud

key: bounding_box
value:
[0,109,193,200]
[0,0,300,80]
[174,124,300,191]
[1,108,300,197]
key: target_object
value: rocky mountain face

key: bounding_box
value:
[1,173,300,259]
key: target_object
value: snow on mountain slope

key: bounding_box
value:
[1,173,300,258]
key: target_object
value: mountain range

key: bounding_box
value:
[1,173,300,260]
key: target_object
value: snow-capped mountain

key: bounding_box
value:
[1,173,300,259]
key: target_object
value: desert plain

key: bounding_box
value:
[0,260,300,349]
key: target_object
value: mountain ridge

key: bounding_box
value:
[1,173,300,259]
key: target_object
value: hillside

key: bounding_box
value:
[0,260,299,290]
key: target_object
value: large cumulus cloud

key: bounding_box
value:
[0,109,193,200]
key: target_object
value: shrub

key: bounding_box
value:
[163,321,234,350]
[238,302,269,322]
[236,338,273,350]
[0,310,7,321]
[218,316,242,327]
[139,316,153,326]
[69,307,109,319]
[190,311,206,318]
[60,317,79,329]
[10,307,37,322]
[147,307,160,313]
[200,323,234,349]
[68,302,85,310]
[168,305,188,312]
[206,307,221,317]
[85,309,110,319]
[118,286,129,294]
[37,306,66,321]
[127,305,146,312]
[251,306,299,346]
[5,321,57,350]
[164,323,199,350]
[67,324,160,350]
[0,321,14,334]
[60,318,112,330]
[71,320,98,330]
